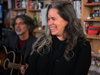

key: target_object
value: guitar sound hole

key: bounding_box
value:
[5,59,9,68]
[3,58,9,70]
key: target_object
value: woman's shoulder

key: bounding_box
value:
[77,37,90,47]
[73,38,91,52]
[73,38,91,54]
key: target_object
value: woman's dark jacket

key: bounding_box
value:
[25,36,91,75]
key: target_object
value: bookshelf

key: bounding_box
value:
[81,1,100,74]
[84,2,100,6]
[84,19,100,22]
[9,0,75,37]
[81,0,100,53]
[86,34,100,40]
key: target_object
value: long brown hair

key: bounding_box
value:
[31,1,86,60]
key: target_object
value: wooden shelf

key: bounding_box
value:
[84,19,100,22]
[86,34,100,40]
[38,0,49,1]
[12,8,26,11]
[33,27,44,37]
[84,2,100,6]
[29,9,41,12]
[80,0,100,53]
[33,27,44,33]
[92,56,100,59]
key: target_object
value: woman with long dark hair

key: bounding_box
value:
[25,1,91,75]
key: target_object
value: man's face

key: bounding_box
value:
[15,18,29,36]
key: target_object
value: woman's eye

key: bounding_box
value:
[52,17,55,20]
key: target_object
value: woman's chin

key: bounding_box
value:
[51,33,56,36]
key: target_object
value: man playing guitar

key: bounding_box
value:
[0,15,36,75]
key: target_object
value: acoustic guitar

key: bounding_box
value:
[0,45,22,75]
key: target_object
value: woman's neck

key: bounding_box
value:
[56,33,67,41]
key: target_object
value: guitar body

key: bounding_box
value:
[0,46,22,75]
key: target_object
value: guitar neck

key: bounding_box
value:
[8,62,22,70]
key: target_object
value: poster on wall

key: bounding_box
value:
[74,1,81,19]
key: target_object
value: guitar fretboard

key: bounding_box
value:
[8,62,22,69]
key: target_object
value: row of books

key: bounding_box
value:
[8,0,27,9]
[12,11,26,18]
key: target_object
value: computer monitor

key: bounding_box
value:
[0,4,3,24]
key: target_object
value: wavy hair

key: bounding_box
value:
[12,15,36,34]
[31,1,86,60]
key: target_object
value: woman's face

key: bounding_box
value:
[48,8,68,40]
